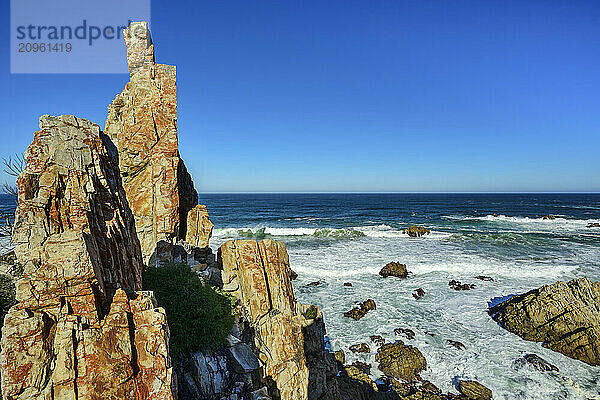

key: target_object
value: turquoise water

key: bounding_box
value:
[201,193,600,400]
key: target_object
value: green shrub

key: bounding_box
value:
[142,263,235,359]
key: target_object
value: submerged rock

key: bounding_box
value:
[0,115,174,399]
[447,340,466,350]
[514,353,559,372]
[412,288,426,300]
[489,277,600,366]
[370,335,385,346]
[379,262,408,278]
[349,343,370,353]
[449,280,476,290]
[375,341,427,381]
[344,299,377,321]
[475,275,494,282]
[403,225,431,237]
[458,380,492,400]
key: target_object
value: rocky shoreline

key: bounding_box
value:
[0,21,598,400]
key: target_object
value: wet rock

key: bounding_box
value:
[447,340,466,350]
[343,282,352,287]
[306,280,322,287]
[344,299,377,321]
[334,350,346,365]
[105,21,198,264]
[412,288,426,300]
[587,223,600,228]
[349,343,370,353]
[290,269,298,280]
[514,353,559,372]
[375,341,427,381]
[542,215,556,220]
[475,275,494,281]
[403,225,431,237]
[0,115,174,399]
[351,361,371,375]
[458,380,492,400]
[379,262,408,278]
[489,277,600,366]
[449,280,476,290]
[370,335,385,346]
[421,380,442,395]
[394,328,416,340]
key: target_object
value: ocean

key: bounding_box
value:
[2,192,599,398]
[201,193,600,400]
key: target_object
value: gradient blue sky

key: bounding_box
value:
[1,1,599,192]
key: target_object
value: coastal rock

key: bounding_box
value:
[351,361,371,375]
[370,335,385,346]
[587,223,600,228]
[458,380,492,400]
[379,262,408,278]
[447,340,466,350]
[514,353,559,372]
[344,299,376,321]
[542,215,556,220]
[413,288,426,300]
[375,341,427,381]
[489,277,600,365]
[475,275,494,282]
[343,282,352,287]
[403,226,430,237]
[334,350,346,365]
[349,343,370,353]
[186,204,214,248]
[394,328,415,340]
[105,22,198,263]
[219,239,340,400]
[449,280,476,290]
[0,115,174,399]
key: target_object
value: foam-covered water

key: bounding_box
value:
[203,193,600,399]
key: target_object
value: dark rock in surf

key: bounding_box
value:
[403,225,431,237]
[376,341,427,381]
[394,328,415,340]
[449,280,476,290]
[587,223,600,228]
[343,282,352,287]
[542,215,556,220]
[379,262,408,278]
[458,380,492,400]
[514,353,559,372]
[475,275,494,282]
[370,335,385,347]
[447,340,466,350]
[412,288,426,299]
[344,299,377,321]
[349,343,370,353]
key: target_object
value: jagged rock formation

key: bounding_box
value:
[105,21,198,264]
[219,239,340,400]
[489,277,600,366]
[375,341,427,382]
[186,204,214,248]
[0,115,174,399]
[458,380,492,400]
[379,262,408,278]
[402,226,430,237]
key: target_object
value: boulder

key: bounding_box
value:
[105,22,198,263]
[370,335,385,346]
[186,204,214,248]
[219,239,340,400]
[412,288,425,300]
[349,343,370,353]
[514,353,559,372]
[542,215,556,220]
[489,277,600,365]
[343,282,352,287]
[375,341,427,381]
[344,299,377,321]
[587,223,600,228]
[403,226,430,237]
[458,380,492,400]
[449,280,476,290]
[0,115,174,399]
[379,262,408,278]
[394,328,415,340]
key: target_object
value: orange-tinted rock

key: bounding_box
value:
[105,21,197,263]
[186,204,214,248]
[0,115,175,399]
[219,239,340,400]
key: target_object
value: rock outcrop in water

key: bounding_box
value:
[379,262,408,278]
[0,115,174,399]
[489,277,600,366]
[219,239,340,400]
[403,226,430,237]
[105,21,198,264]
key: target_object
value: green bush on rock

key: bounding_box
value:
[143,263,235,359]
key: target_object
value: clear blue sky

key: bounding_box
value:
[1,1,599,192]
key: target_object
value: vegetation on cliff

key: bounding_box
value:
[143,263,236,358]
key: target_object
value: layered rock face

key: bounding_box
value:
[186,204,214,248]
[105,21,198,263]
[0,115,174,399]
[219,239,340,400]
[489,277,600,365]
